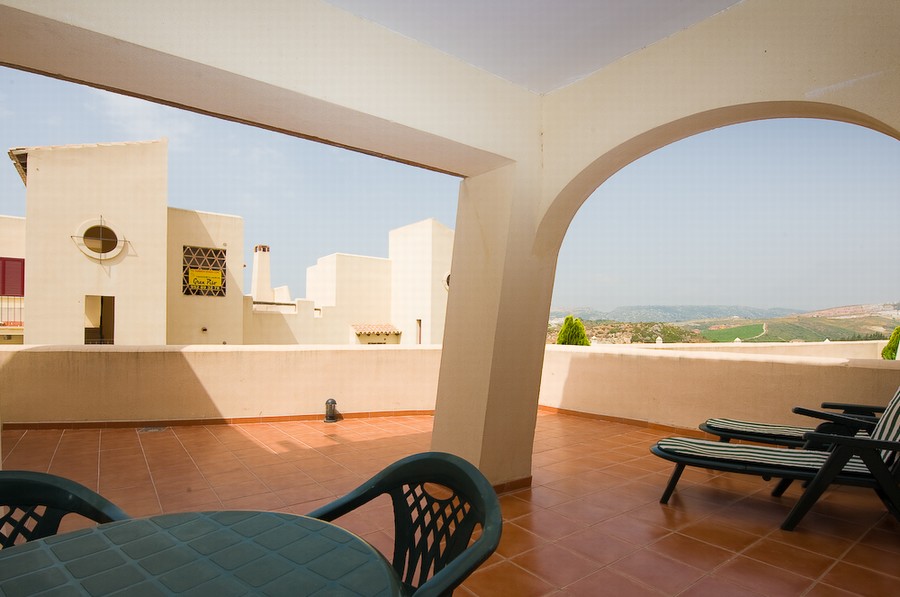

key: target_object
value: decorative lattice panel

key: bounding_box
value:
[182,246,227,297]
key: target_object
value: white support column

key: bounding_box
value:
[431,163,557,487]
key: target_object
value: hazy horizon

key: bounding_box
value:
[548,302,897,316]
[2,66,899,312]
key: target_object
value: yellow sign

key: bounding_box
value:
[189,269,222,290]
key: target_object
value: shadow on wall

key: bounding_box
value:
[243,299,307,345]
[0,345,443,426]
[0,346,224,425]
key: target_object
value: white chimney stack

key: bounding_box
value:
[251,245,274,302]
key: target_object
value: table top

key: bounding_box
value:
[0,510,404,596]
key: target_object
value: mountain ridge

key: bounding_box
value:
[550,303,900,324]
[550,305,802,323]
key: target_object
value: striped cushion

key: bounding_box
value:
[657,437,871,475]
[704,418,810,439]
[870,386,900,463]
[704,418,869,440]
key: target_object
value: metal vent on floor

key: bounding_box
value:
[138,427,168,433]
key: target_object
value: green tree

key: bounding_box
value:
[883,326,900,360]
[557,315,591,346]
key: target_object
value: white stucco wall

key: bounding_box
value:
[243,296,339,345]
[389,219,452,345]
[305,254,337,309]
[166,207,244,345]
[23,140,169,345]
[246,222,452,346]
[0,344,442,424]
[305,253,392,343]
[539,345,900,430]
[0,216,25,258]
[633,340,888,359]
[335,254,392,335]
[243,253,391,345]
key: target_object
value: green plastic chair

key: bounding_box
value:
[307,452,502,596]
[0,470,130,548]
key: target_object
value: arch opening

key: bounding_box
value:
[544,104,900,329]
[536,101,900,261]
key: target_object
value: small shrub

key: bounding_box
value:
[557,315,591,346]
[883,326,900,360]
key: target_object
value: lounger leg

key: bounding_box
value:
[781,449,851,531]
[660,464,685,504]
[771,478,794,497]
[874,486,900,521]
[857,451,900,522]
[781,478,830,531]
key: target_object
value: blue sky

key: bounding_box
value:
[563,118,900,312]
[2,66,899,312]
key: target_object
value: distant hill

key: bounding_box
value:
[799,303,900,319]
[550,305,800,323]
[548,302,900,344]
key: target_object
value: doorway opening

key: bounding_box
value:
[85,295,115,344]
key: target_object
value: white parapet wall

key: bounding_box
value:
[628,340,888,359]
[539,344,900,429]
[1,342,899,430]
[0,345,441,426]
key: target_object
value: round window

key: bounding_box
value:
[74,219,126,260]
[83,225,119,254]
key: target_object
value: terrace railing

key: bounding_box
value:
[0,296,23,327]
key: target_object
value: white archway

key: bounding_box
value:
[536,102,900,262]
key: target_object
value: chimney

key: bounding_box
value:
[251,245,274,301]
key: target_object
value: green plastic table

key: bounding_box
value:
[0,510,404,596]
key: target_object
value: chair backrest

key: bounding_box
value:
[871,386,900,465]
[334,452,502,596]
[0,471,129,548]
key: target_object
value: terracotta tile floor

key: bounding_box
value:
[3,412,899,596]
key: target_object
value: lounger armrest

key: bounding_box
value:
[820,402,886,416]
[803,431,900,452]
[791,407,877,431]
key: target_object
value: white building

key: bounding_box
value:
[246,218,452,346]
[2,139,452,346]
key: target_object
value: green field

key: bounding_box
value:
[701,324,764,342]
[549,313,897,345]
[758,317,890,342]
[695,316,895,343]
[760,321,831,342]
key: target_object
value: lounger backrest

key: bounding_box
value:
[871,386,900,465]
